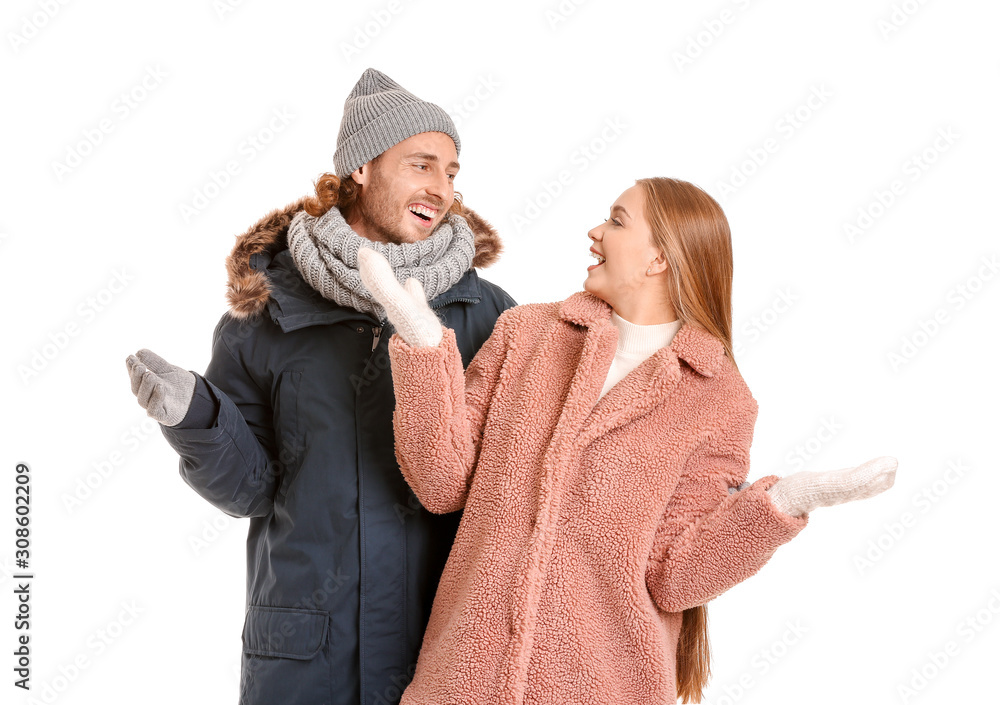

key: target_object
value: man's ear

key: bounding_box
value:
[351,162,371,187]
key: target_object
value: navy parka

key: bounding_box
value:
[159,200,515,704]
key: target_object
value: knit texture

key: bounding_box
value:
[221,196,504,321]
[126,349,196,427]
[286,205,476,321]
[357,247,444,347]
[386,291,809,705]
[334,68,461,177]
[766,456,898,517]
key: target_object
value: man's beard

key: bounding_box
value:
[356,165,440,244]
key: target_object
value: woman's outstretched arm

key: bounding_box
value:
[646,401,810,614]
[646,399,897,613]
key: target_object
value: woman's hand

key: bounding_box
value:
[766,456,898,517]
[357,247,444,347]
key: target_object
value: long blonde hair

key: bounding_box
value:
[636,177,737,702]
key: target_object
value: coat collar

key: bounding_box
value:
[558,290,724,378]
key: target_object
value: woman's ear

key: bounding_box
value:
[648,251,670,276]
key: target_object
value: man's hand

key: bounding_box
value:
[766,456,898,517]
[357,247,444,347]
[125,349,196,426]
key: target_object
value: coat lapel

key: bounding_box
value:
[557,291,726,446]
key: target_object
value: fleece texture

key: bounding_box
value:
[386,290,809,705]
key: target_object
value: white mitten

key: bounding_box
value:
[766,456,898,517]
[357,247,444,347]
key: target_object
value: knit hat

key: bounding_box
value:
[333,68,461,178]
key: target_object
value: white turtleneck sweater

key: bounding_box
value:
[598,311,682,400]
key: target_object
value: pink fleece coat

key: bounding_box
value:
[386,290,809,705]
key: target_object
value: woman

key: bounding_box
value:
[358,177,896,705]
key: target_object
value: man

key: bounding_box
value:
[125,68,516,705]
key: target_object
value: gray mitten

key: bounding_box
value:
[125,349,196,426]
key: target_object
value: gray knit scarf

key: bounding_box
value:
[286,205,476,321]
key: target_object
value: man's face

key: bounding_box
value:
[351,131,460,244]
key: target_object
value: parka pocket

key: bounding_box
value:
[272,369,304,502]
[241,605,329,659]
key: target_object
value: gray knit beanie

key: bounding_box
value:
[333,68,461,178]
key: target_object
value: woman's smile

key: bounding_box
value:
[588,246,606,270]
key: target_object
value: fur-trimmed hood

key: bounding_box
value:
[224,197,504,319]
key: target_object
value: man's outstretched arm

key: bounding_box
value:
[126,314,282,518]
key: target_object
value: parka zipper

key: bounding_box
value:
[438,297,479,307]
[356,294,480,702]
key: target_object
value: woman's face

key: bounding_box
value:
[584,185,665,308]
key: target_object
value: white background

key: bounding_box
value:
[2,1,998,704]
